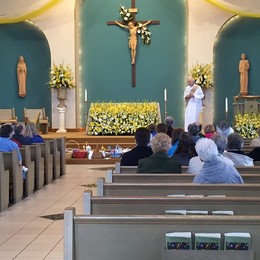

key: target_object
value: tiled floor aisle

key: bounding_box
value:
[0,164,108,260]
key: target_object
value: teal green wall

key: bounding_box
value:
[214,17,260,125]
[0,22,51,123]
[80,0,187,127]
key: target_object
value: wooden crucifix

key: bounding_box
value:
[107,0,160,87]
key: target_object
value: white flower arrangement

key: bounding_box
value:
[119,6,133,23]
[119,5,152,46]
[137,23,151,45]
[49,63,75,89]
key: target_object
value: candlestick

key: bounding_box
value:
[85,89,88,102]
[225,97,228,113]
[164,88,167,102]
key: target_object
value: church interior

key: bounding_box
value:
[1,0,260,259]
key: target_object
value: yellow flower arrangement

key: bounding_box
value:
[189,63,213,89]
[235,112,260,138]
[49,63,75,89]
[87,102,160,135]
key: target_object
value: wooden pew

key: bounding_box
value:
[57,137,66,175]
[83,190,260,216]
[64,207,258,260]
[97,178,260,197]
[44,137,66,176]
[0,153,9,211]
[19,146,35,196]
[48,139,61,179]
[106,171,260,184]
[2,150,23,204]
[28,144,45,190]
[38,142,53,184]
[114,162,260,174]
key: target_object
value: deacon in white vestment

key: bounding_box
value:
[184,77,204,131]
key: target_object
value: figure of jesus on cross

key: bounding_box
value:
[114,20,152,64]
[107,0,160,87]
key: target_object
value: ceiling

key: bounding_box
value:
[1,0,260,23]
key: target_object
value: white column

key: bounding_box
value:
[56,107,67,133]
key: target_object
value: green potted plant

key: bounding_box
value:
[49,63,75,107]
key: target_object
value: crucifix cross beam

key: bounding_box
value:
[107,0,160,87]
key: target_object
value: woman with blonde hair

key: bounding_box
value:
[24,122,44,143]
[137,133,181,173]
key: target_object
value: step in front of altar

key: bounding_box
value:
[66,157,120,164]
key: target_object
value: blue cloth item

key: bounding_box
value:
[167,141,179,156]
[193,159,244,184]
[0,137,22,161]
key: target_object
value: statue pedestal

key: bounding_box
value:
[56,107,67,133]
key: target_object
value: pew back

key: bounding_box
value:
[20,146,35,196]
[97,178,260,197]
[64,207,259,260]
[107,172,260,184]
[2,150,23,203]
[0,153,9,211]
[114,163,260,174]
[84,191,260,216]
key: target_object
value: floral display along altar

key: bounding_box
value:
[87,102,160,135]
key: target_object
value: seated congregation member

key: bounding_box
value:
[187,122,204,143]
[188,133,233,174]
[171,132,197,166]
[164,116,174,137]
[156,123,168,134]
[193,138,244,184]
[120,127,153,166]
[203,124,215,139]
[137,133,181,173]
[167,128,183,157]
[250,127,260,147]
[0,124,22,164]
[216,120,234,137]
[248,147,260,162]
[12,124,33,145]
[224,133,254,166]
[24,122,44,143]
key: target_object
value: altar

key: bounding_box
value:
[233,95,260,117]
[86,102,161,135]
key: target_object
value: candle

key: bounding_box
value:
[164,88,167,102]
[85,89,87,102]
[225,97,228,113]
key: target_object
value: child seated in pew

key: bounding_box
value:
[193,138,244,184]
[24,122,44,143]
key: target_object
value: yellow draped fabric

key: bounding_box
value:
[204,0,260,18]
[0,0,62,24]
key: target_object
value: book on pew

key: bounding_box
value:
[167,194,186,197]
[195,233,221,250]
[224,232,251,250]
[186,210,208,215]
[165,210,187,215]
[206,195,226,197]
[212,210,234,216]
[165,232,192,250]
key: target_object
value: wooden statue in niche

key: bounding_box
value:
[239,53,250,96]
[17,56,27,97]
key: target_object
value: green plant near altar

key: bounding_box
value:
[119,5,152,46]
[87,102,160,135]
[49,63,75,89]
[235,112,260,138]
[189,63,213,89]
